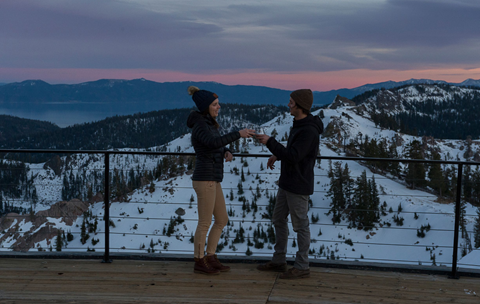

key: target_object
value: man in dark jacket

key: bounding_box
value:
[256,89,323,279]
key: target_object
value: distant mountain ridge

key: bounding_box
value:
[0,79,292,109]
[1,78,479,110]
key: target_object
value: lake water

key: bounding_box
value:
[0,102,176,128]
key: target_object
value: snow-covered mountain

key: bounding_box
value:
[357,83,480,114]
[460,79,480,87]
[350,83,480,142]
[1,90,480,271]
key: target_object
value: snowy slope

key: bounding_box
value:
[1,106,479,271]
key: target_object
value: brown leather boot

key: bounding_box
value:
[279,267,310,279]
[256,261,287,272]
[194,256,220,275]
[206,254,231,272]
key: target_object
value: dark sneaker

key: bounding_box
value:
[194,257,220,275]
[256,261,287,272]
[279,267,310,279]
[206,254,231,272]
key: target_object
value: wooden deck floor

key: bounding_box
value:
[0,258,479,304]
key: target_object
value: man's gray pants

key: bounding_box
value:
[271,187,310,270]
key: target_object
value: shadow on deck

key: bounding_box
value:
[0,258,479,303]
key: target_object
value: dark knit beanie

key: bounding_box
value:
[188,86,218,112]
[290,89,313,112]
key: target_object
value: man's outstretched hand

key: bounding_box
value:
[255,134,270,145]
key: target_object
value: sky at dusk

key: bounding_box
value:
[1,0,480,91]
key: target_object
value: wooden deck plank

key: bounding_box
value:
[0,259,479,304]
[269,269,479,304]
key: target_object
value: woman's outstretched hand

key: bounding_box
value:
[239,128,256,138]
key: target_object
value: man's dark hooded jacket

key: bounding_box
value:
[266,114,323,195]
[187,111,240,182]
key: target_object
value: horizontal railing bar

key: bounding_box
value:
[95,231,455,249]
[2,149,480,166]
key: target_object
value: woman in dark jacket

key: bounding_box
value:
[187,86,254,275]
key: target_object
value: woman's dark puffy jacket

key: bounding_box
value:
[187,111,240,182]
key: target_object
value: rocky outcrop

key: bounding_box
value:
[43,155,64,176]
[393,133,404,147]
[36,199,90,226]
[330,95,355,109]
[322,117,344,141]
[0,199,92,252]
[474,151,480,162]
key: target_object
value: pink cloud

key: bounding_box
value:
[1,67,480,91]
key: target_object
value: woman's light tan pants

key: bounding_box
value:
[192,181,228,259]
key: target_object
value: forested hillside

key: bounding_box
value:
[1,104,288,162]
[0,115,60,142]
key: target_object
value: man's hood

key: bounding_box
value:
[293,114,324,134]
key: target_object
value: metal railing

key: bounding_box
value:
[0,148,479,279]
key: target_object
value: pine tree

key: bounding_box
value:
[327,162,346,223]
[266,194,276,219]
[326,162,353,223]
[368,176,381,224]
[474,208,480,248]
[93,216,98,233]
[31,187,38,205]
[271,128,278,138]
[471,168,480,206]
[428,152,445,196]
[55,229,63,251]
[80,217,89,244]
[459,199,468,238]
[61,174,69,201]
[350,171,379,230]
[189,194,194,208]
[256,185,261,198]
[405,140,426,189]
[149,239,155,253]
[350,171,368,228]
[387,140,401,176]
[237,182,244,195]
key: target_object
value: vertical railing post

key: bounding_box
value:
[449,163,463,279]
[102,152,112,263]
